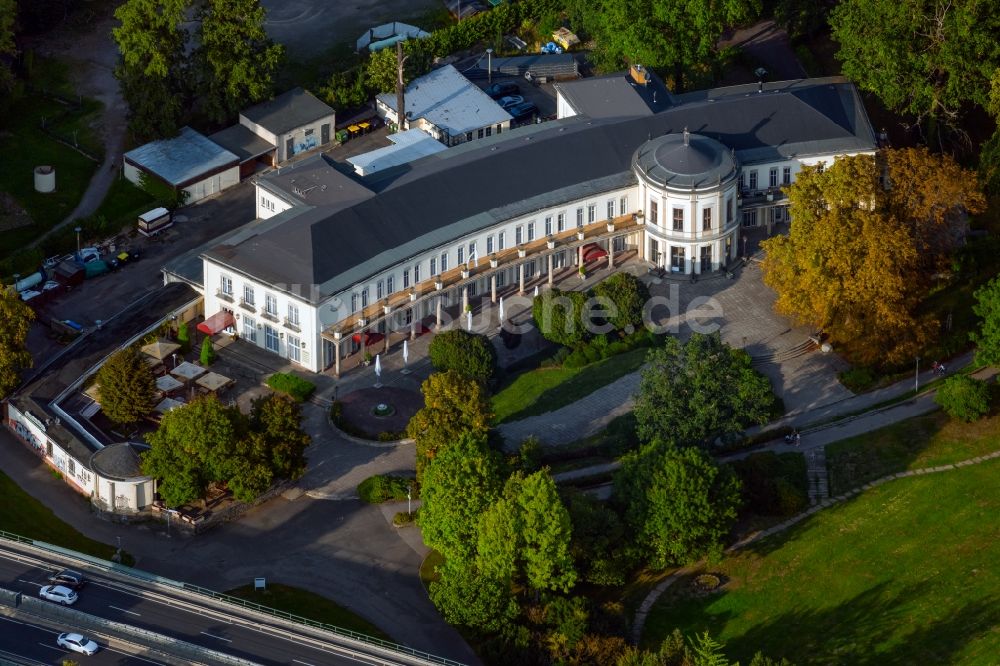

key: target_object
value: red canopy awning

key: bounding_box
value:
[583,243,608,262]
[197,311,236,335]
[352,331,384,346]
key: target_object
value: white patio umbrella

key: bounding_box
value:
[534,284,539,298]
[402,339,409,365]
[374,354,381,379]
[466,310,473,331]
[498,297,505,323]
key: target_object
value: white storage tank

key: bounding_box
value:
[34,166,56,193]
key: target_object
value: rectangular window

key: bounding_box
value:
[351,293,358,313]
[496,124,502,135]
[440,252,448,272]
[486,127,492,137]
[487,235,495,254]
[743,209,758,227]
[783,166,791,185]
[430,257,437,275]
[769,167,778,188]
[527,221,535,242]
[650,199,658,225]
[287,303,300,326]
[243,316,257,343]
[702,208,712,231]
[739,172,746,190]
[499,231,506,250]
[544,216,552,236]
[557,212,565,232]
[726,197,733,224]
[469,242,476,263]
[265,293,277,316]
[576,208,584,228]
[304,128,314,136]
[465,132,472,142]
[403,269,410,288]
[587,204,596,223]
[287,335,301,363]
[414,264,420,282]
[376,280,384,299]
[264,325,279,353]
[361,288,369,308]
[700,246,712,273]
[774,206,785,222]
[749,170,758,190]
[516,226,523,245]
[477,128,484,139]
[387,275,394,294]
[607,200,615,220]
[243,285,255,306]
[673,208,684,231]
[457,246,464,265]
[620,196,628,215]
[220,275,233,296]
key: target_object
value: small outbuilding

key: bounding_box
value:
[239,88,336,164]
[124,127,240,204]
[89,442,156,516]
[208,124,276,179]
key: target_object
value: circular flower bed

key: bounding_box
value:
[692,573,726,594]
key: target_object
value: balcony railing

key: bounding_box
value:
[739,187,788,206]
[283,318,301,332]
[239,299,257,312]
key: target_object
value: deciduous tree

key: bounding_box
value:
[95,347,157,426]
[533,288,588,347]
[0,0,16,93]
[428,329,497,380]
[614,442,741,568]
[418,431,503,563]
[407,370,492,475]
[365,40,431,95]
[428,560,518,631]
[249,394,310,480]
[634,333,774,447]
[194,0,284,124]
[112,0,190,141]
[972,276,1000,366]
[591,271,649,331]
[513,470,577,593]
[830,0,1000,141]
[0,286,34,399]
[570,0,760,90]
[934,375,991,423]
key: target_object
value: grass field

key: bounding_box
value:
[225,583,390,640]
[643,459,1000,665]
[826,389,1000,495]
[0,470,120,561]
[491,348,648,424]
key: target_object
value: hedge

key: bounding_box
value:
[266,373,315,402]
[357,474,419,504]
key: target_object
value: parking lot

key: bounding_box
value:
[477,75,559,126]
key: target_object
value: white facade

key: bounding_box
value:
[6,403,94,496]
[256,182,295,220]
[124,161,240,205]
[239,113,336,164]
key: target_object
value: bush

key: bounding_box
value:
[199,336,216,366]
[357,474,418,504]
[176,320,190,353]
[266,373,315,402]
[730,451,809,517]
[428,329,497,379]
[393,509,419,527]
[839,366,877,393]
[934,375,991,422]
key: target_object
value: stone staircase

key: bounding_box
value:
[751,338,818,366]
[805,444,829,504]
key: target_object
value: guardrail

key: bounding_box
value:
[0,585,261,666]
[0,531,466,666]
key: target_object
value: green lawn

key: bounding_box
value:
[643,459,1000,665]
[0,470,120,561]
[492,348,649,424]
[826,391,1000,495]
[225,583,390,640]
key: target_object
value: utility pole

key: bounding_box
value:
[395,40,409,134]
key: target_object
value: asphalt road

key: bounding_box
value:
[0,555,387,666]
[0,614,165,666]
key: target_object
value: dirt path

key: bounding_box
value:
[27,10,128,248]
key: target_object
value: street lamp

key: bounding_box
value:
[486,48,493,84]
[915,356,920,393]
[407,484,412,517]
[74,226,82,254]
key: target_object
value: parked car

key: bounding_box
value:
[485,81,519,98]
[57,633,99,656]
[508,102,538,122]
[78,247,101,264]
[48,569,86,590]
[39,585,78,605]
[496,95,525,110]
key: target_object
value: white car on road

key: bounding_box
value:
[57,633,100,655]
[38,585,78,605]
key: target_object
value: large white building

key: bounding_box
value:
[177,73,876,375]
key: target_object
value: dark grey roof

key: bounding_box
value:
[208,124,275,163]
[634,131,738,189]
[205,77,876,303]
[258,154,375,208]
[554,72,671,119]
[124,127,238,187]
[240,88,335,135]
[89,442,151,481]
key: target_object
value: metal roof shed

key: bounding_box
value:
[123,127,240,204]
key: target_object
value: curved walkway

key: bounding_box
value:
[630,448,1000,644]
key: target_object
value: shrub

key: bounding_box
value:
[266,373,315,402]
[934,375,991,422]
[199,336,216,366]
[393,509,419,526]
[563,349,589,368]
[176,320,190,353]
[428,329,497,379]
[357,474,418,504]
[730,451,809,517]
[517,435,544,472]
[839,366,877,393]
[582,345,601,364]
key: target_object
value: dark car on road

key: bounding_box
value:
[48,569,86,590]
[508,102,538,122]
[485,82,519,99]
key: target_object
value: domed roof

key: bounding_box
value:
[633,130,738,190]
[89,442,151,482]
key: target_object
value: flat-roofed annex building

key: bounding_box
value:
[193,75,877,375]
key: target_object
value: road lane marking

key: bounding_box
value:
[104,646,165,665]
[293,660,318,666]
[200,631,232,642]
[109,605,141,616]
[37,643,66,652]
[17,579,43,587]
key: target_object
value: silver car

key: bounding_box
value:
[57,632,100,655]
[39,585,78,605]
